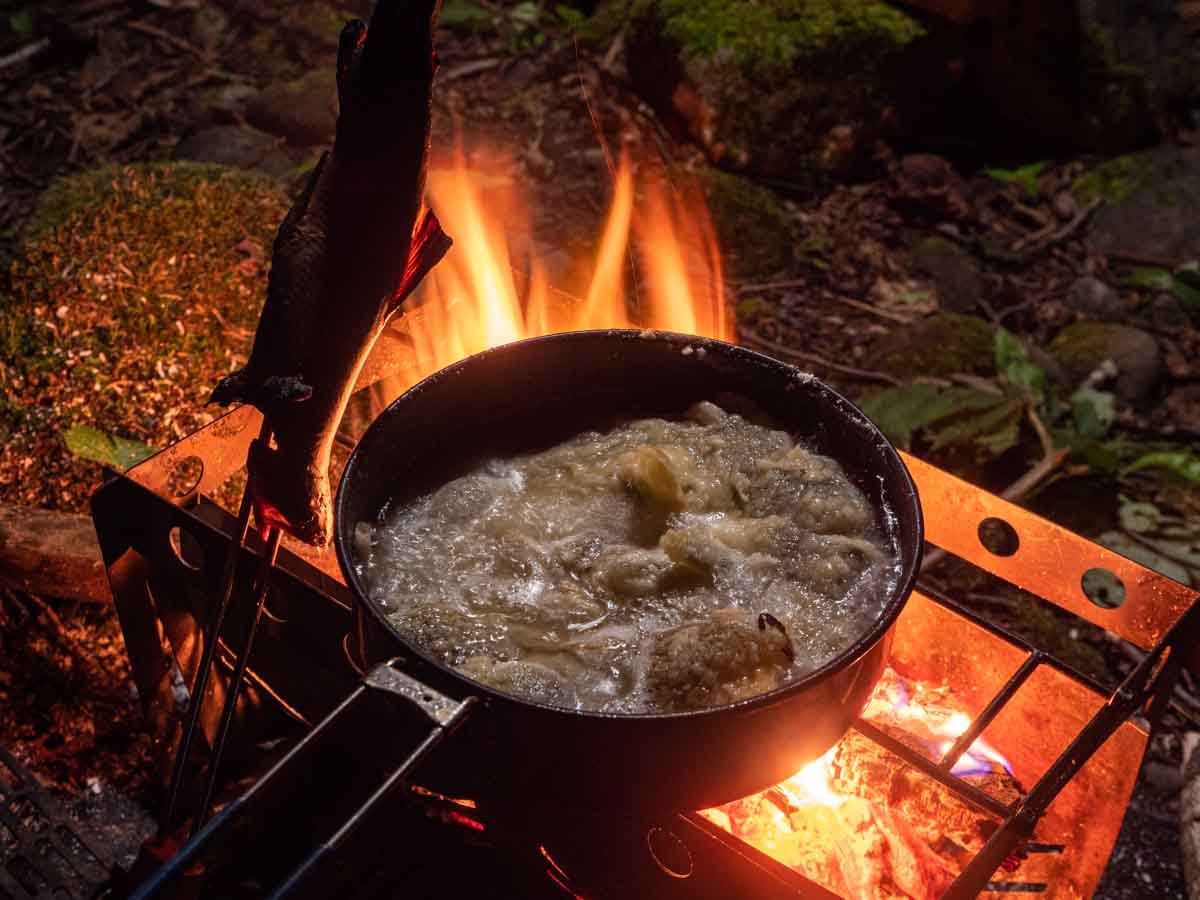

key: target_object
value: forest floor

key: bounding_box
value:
[0,0,1198,894]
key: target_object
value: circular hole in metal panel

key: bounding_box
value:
[978,517,1019,557]
[168,526,204,572]
[168,455,204,498]
[645,826,693,879]
[1082,567,1126,609]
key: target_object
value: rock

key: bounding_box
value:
[174,125,306,180]
[1082,146,1200,263]
[892,154,972,221]
[244,69,338,147]
[872,312,995,377]
[1142,292,1193,331]
[619,0,935,186]
[695,167,797,277]
[1047,322,1164,403]
[199,81,257,121]
[911,235,982,314]
[1066,276,1125,321]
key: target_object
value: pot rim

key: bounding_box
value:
[335,328,923,722]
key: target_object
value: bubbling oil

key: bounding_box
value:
[362,400,899,713]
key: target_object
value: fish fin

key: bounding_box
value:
[385,206,453,317]
[207,371,313,409]
[246,438,331,546]
[208,369,249,407]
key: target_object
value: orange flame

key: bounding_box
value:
[385,144,730,396]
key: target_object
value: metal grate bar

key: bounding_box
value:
[939,651,1043,772]
[850,720,1012,819]
[0,746,112,900]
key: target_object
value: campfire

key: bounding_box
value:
[362,144,731,407]
[90,134,1195,895]
[72,5,1200,899]
[699,668,1020,899]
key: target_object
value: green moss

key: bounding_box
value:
[874,312,995,378]
[2,162,287,511]
[612,0,923,79]
[1046,322,1127,374]
[1072,154,1149,205]
[1077,25,1150,148]
[694,168,799,276]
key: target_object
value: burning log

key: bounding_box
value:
[208,0,452,546]
[704,668,1029,899]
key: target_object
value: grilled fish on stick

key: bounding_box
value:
[210,0,452,545]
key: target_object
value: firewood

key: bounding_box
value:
[0,503,111,604]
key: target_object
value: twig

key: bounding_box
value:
[441,58,502,82]
[0,38,50,71]
[1022,198,1102,255]
[126,20,210,61]
[828,294,911,323]
[1026,406,1055,461]
[1105,250,1185,270]
[736,278,810,293]
[742,331,901,385]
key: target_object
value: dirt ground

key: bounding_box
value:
[1,1,1199,895]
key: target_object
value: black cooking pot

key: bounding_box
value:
[336,329,922,815]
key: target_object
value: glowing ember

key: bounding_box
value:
[382,143,730,397]
[701,669,1023,900]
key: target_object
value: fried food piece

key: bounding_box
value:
[644,608,794,711]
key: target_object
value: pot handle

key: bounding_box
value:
[128,659,476,900]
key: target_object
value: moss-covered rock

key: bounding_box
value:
[1047,322,1163,404]
[695,167,798,277]
[872,312,995,378]
[1081,145,1200,262]
[245,68,338,147]
[615,0,928,186]
[911,235,981,314]
[1,162,286,511]
[1071,153,1150,205]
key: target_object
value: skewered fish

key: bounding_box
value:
[210,0,452,545]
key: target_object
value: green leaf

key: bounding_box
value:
[1125,451,1200,484]
[1118,497,1161,533]
[1125,266,1174,291]
[9,10,34,41]
[63,425,155,470]
[1069,388,1115,441]
[984,161,1049,198]
[1071,439,1124,474]
[994,328,1044,400]
[510,1,541,27]
[928,394,1023,455]
[440,0,491,26]
[896,290,932,305]
[858,383,960,449]
[1173,276,1200,310]
[556,5,586,28]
